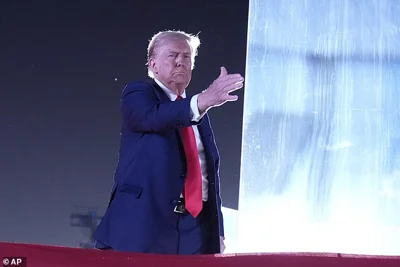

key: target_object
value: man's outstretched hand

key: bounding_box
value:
[197,66,244,114]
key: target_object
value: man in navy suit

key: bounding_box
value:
[93,30,244,254]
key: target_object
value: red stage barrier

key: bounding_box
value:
[1,242,400,267]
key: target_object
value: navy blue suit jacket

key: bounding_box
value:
[93,79,224,253]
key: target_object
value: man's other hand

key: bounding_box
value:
[197,66,244,114]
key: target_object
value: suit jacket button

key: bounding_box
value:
[172,200,178,205]
[180,174,186,179]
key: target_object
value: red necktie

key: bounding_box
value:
[176,95,203,217]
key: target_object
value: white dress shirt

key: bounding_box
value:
[154,78,209,201]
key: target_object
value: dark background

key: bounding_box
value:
[0,0,248,247]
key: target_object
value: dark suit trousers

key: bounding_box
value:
[145,201,213,255]
[95,201,214,255]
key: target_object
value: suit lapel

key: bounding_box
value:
[149,79,171,103]
[197,114,216,165]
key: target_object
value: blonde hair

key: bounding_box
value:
[146,30,201,78]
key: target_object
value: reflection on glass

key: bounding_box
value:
[238,0,400,255]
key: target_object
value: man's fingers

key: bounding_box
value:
[225,94,239,102]
[224,81,244,93]
[219,66,228,77]
[230,75,244,83]
[217,74,244,84]
[207,71,243,107]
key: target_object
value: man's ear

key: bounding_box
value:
[148,58,157,74]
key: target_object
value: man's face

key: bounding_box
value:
[149,40,193,92]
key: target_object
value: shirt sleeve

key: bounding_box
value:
[190,94,206,122]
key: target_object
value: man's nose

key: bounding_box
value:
[175,55,185,66]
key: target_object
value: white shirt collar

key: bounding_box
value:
[153,78,186,101]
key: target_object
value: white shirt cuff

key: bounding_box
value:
[190,94,205,122]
